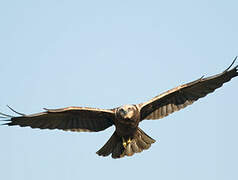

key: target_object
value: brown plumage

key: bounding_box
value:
[1,58,238,158]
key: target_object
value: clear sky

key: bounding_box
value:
[0,1,237,180]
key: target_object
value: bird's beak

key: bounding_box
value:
[119,110,126,117]
[124,111,134,119]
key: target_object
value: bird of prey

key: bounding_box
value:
[1,58,237,159]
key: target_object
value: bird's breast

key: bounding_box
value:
[114,117,139,137]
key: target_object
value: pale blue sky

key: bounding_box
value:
[0,1,238,180]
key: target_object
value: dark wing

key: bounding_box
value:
[1,106,115,132]
[139,58,238,120]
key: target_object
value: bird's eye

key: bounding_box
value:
[119,109,125,113]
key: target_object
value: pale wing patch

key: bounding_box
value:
[145,99,195,120]
[64,129,93,132]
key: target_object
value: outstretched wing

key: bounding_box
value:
[1,106,115,132]
[139,58,238,120]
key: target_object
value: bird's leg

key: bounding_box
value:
[122,137,132,149]
[122,137,127,148]
[127,138,132,144]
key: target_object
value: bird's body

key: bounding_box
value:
[1,58,238,158]
[114,105,140,136]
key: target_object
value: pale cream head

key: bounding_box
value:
[117,105,137,119]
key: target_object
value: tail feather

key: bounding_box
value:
[96,131,120,157]
[131,140,142,153]
[125,143,134,156]
[112,142,124,158]
[138,128,156,144]
[136,137,150,150]
[96,127,156,159]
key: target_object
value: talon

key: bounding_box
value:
[122,137,132,149]
[127,138,132,144]
[122,137,127,148]
[123,142,127,148]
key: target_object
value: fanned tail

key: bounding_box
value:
[96,128,156,159]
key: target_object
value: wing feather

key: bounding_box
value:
[3,106,115,132]
[140,59,238,120]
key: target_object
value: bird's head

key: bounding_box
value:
[117,105,137,119]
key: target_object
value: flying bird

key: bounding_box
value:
[1,58,238,159]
